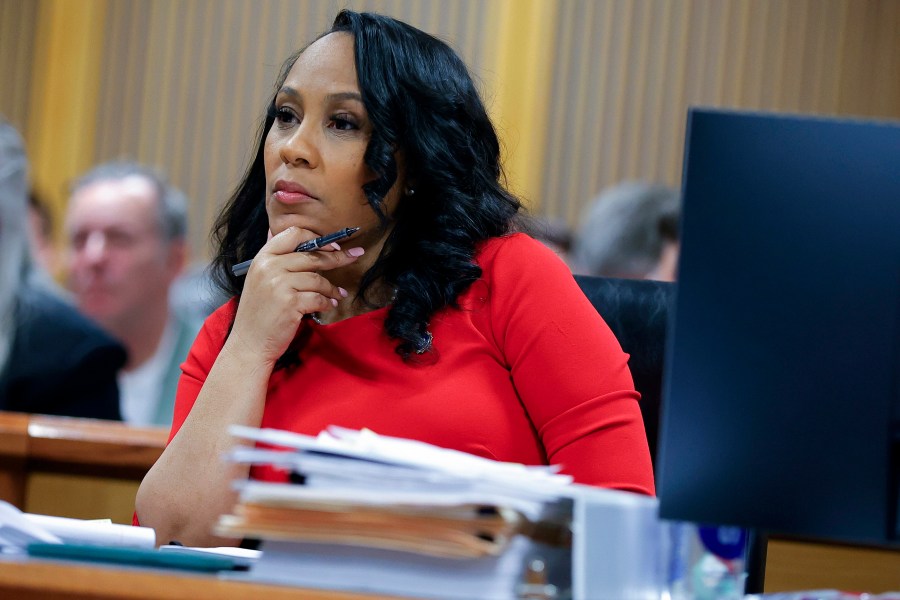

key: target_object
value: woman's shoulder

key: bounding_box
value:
[476,232,550,260]
[475,232,570,275]
[208,296,239,320]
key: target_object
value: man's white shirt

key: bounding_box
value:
[118,317,177,426]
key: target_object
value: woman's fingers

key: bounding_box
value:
[282,245,365,273]
[253,226,364,273]
[286,271,349,305]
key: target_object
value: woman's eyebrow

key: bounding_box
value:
[277,86,301,101]
[276,88,362,104]
[325,92,363,103]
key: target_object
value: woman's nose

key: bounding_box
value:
[280,122,319,168]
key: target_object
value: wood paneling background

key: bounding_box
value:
[1,0,898,260]
[539,0,900,223]
[0,0,38,143]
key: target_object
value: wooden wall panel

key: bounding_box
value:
[0,0,39,140]
[24,0,108,230]
[537,0,900,226]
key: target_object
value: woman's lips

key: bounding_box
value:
[273,181,317,204]
[274,190,316,204]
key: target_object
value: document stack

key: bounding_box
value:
[217,426,577,600]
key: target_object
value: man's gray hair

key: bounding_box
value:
[571,181,681,278]
[0,119,32,371]
[70,161,188,242]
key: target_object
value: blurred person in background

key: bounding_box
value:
[647,199,680,282]
[65,162,201,426]
[570,181,681,282]
[0,119,125,417]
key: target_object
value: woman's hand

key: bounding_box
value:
[228,226,363,365]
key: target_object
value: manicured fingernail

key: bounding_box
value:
[346,247,365,257]
[331,298,338,307]
[330,242,341,250]
[338,287,348,298]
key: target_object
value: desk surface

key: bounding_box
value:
[0,556,404,600]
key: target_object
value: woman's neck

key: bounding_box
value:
[315,234,392,324]
[315,277,393,324]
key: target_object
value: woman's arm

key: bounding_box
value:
[488,235,655,494]
[135,227,362,546]
[136,338,269,547]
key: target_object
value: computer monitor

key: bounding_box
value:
[657,108,900,546]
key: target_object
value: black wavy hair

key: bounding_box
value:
[211,9,521,360]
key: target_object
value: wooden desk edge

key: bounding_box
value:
[0,413,168,464]
[26,414,167,473]
[0,411,167,506]
[0,412,29,456]
[0,557,406,600]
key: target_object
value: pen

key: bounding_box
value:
[231,227,361,277]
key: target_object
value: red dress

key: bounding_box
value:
[169,233,654,495]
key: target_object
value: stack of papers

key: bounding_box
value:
[219,426,576,599]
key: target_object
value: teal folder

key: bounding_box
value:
[26,542,239,572]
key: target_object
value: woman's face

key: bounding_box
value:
[264,32,400,248]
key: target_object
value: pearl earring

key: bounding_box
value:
[405,187,416,196]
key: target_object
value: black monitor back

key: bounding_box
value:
[657,109,900,545]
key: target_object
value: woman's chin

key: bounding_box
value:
[268,217,321,238]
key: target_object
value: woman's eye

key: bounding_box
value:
[271,106,298,127]
[330,114,358,131]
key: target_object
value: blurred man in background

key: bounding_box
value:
[570,181,681,282]
[65,162,200,426]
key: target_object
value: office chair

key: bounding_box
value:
[573,274,766,593]
[574,275,673,465]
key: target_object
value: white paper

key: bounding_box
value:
[25,513,155,549]
[0,501,62,550]
[0,500,156,551]
[229,425,572,492]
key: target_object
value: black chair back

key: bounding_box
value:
[574,275,674,465]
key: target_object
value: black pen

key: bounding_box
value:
[231,227,361,277]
